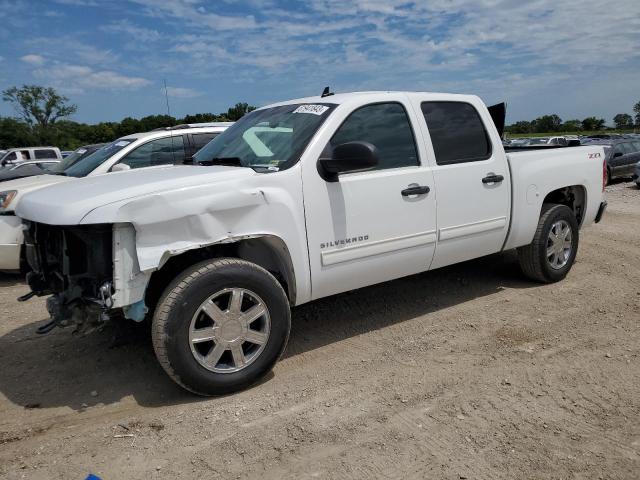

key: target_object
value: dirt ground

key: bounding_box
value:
[0,181,638,480]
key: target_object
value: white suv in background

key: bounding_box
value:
[0,122,232,271]
[0,147,63,166]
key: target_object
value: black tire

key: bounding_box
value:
[152,258,291,396]
[517,204,579,283]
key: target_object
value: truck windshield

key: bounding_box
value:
[64,139,136,178]
[193,103,336,171]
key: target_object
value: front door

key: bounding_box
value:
[302,100,438,300]
[417,99,511,269]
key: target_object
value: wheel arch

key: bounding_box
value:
[540,184,587,227]
[145,235,297,313]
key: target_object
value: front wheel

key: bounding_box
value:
[517,204,579,283]
[152,258,291,396]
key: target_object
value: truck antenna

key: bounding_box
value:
[321,86,334,98]
[163,79,177,164]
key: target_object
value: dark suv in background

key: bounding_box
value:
[585,139,640,184]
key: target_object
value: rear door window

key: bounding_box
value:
[119,135,186,169]
[621,143,636,154]
[421,102,491,165]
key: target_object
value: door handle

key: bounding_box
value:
[482,174,504,184]
[401,185,430,196]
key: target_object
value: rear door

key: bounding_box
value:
[611,143,630,176]
[416,99,511,269]
[620,142,640,175]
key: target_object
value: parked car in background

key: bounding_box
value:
[588,139,640,184]
[61,151,74,158]
[17,91,607,395]
[0,161,59,182]
[633,161,640,187]
[0,147,62,166]
[0,144,105,183]
[0,123,231,272]
[526,136,568,146]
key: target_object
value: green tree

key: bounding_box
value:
[581,117,605,131]
[183,113,227,123]
[2,85,77,128]
[533,114,562,133]
[506,120,533,134]
[633,101,640,127]
[561,119,582,131]
[226,102,256,121]
[0,117,37,148]
[613,113,633,130]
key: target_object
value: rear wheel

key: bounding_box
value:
[517,204,579,283]
[152,258,291,396]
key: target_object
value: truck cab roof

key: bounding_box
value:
[264,91,483,109]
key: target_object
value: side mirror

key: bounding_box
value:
[613,152,623,158]
[318,141,379,182]
[111,163,131,172]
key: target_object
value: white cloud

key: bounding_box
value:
[129,0,257,30]
[20,54,45,65]
[101,20,161,43]
[53,0,99,6]
[164,86,202,98]
[34,63,151,92]
[24,37,120,66]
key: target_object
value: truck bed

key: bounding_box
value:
[504,145,605,251]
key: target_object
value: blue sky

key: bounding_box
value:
[0,0,639,124]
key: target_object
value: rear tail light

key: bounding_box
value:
[602,159,606,192]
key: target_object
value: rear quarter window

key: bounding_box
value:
[191,133,219,152]
[35,149,57,159]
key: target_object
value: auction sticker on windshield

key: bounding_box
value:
[293,104,330,115]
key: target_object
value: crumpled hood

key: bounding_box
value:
[16,165,256,225]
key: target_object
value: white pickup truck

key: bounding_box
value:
[17,91,607,396]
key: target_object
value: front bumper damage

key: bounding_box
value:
[22,221,116,334]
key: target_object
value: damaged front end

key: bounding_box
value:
[22,221,116,334]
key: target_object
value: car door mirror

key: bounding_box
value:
[111,163,131,172]
[614,152,623,158]
[317,141,379,182]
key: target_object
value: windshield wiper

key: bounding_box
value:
[198,157,244,167]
